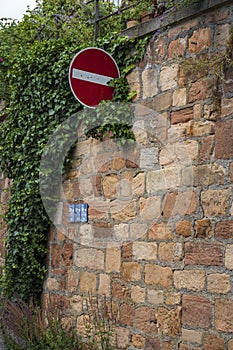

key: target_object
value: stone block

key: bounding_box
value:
[51,244,61,268]
[168,38,186,59]
[122,242,132,259]
[162,190,196,218]
[79,271,96,293]
[201,188,231,216]
[189,120,214,136]
[182,329,202,344]
[157,306,181,336]
[67,269,79,291]
[145,264,172,287]
[131,285,146,303]
[158,242,183,262]
[70,295,83,314]
[199,135,214,161]
[114,223,129,241]
[152,36,166,63]
[103,174,118,199]
[134,306,157,334]
[122,262,142,282]
[160,64,178,91]
[215,299,233,332]
[221,97,233,117]
[225,244,233,269]
[116,327,130,348]
[182,295,212,328]
[140,196,161,221]
[139,146,158,170]
[214,23,231,47]
[230,163,233,182]
[147,289,164,304]
[147,167,181,193]
[110,199,137,222]
[204,334,224,350]
[149,222,173,240]
[194,218,212,238]
[215,119,233,159]
[172,88,187,107]
[207,273,231,294]
[132,334,145,349]
[194,163,225,186]
[174,269,205,291]
[45,277,60,291]
[165,292,181,305]
[185,241,223,266]
[98,273,110,296]
[176,220,192,237]
[106,246,121,273]
[62,243,73,267]
[133,241,157,260]
[112,282,129,300]
[119,303,134,326]
[154,92,172,111]
[188,28,211,53]
[215,220,233,239]
[142,67,159,98]
[188,81,212,103]
[74,248,104,270]
[132,172,145,196]
[171,107,193,124]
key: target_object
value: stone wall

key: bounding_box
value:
[43,2,233,349]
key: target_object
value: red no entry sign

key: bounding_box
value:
[69,47,120,108]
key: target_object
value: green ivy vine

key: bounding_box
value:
[0,1,148,301]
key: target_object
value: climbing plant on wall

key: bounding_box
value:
[0,1,148,300]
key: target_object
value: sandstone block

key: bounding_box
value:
[182,295,212,328]
[158,242,183,262]
[230,162,233,182]
[70,295,83,314]
[194,163,225,186]
[116,327,130,348]
[215,299,233,332]
[160,64,178,91]
[110,199,137,222]
[112,157,125,171]
[132,334,145,349]
[185,241,223,266]
[225,244,233,269]
[67,269,79,291]
[74,248,104,270]
[194,218,212,238]
[140,146,158,170]
[201,188,231,216]
[145,264,172,287]
[204,334,224,350]
[130,223,147,240]
[182,329,202,344]
[62,243,73,267]
[140,196,161,221]
[145,338,161,350]
[189,120,214,136]
[147,289,164,305]
[80,271,96,293]
[45,277,60,291]
[188,28,211,53]
[132,172,145,196]
[207,273,231,294]
[215,220,233,239]
[131,285,146,303]
[149,222,173,240]
[146,167,181,193]
[163,190,196,218]
[215,119,233,159]
[112,282,129,300]
[221,97,233,117]
[228,340,233,350]
[142,67,159,98]
[103,174,118,199]
[188,81,212,103]
[199,135,214,161]
[157,306,181,336]
[174,269,205,291]
[154,92,172,111]
[114,223,129,241]
[98,274,110,296]
[51,244,61,268]
[122,242,132,260]
[106,246,121,273]
[171,107,193,124]
[165,292,180,305]
[120,303,134,326]
[133,241,157,260]
[168,38,186,59]
[214,23,231,47]
[122,262,142,282]
[152,36,166,62]
[134,306,157,334]
[176,220,192,237]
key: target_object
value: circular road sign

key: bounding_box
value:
[69,47,120,108]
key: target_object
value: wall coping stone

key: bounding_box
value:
[121,0,232,38]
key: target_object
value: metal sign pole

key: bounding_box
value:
[94,0,99,40]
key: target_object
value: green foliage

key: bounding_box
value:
[0,1,148,301]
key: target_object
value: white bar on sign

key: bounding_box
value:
[72,68,113,86]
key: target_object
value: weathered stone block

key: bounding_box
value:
[214,23,231,47]
[145,264,172,287]
[188,28,211,53]
[185,241,223,266]
[204,334,224,350]
[194,218,212,238]
[201,188,231,216]
[131,285,146,303]
[160,64,178,91]
[158,242,183,262]
[182,295,212,328]
[103,174,118,199]
[182,329,202,344]
[157,306,181,336]
[140,196,161,221]
[147,167,181,193]
[106,246,121,273]
[112,282,129,300]
[174,269,205,291]
[176,220,192,237]
[149,222,173,240]
[139,147,158,169]
[132,334,145,349]
[225,244,233,269]
[207,273,231,294]
[188,81,212,103]
[134,306,157,334]
[163,190,196,217]
[110,199,137,222]
[133,241,157,260]
[147,289,164,304]
[120,303,134,326]
[215,220,233,239]
[189,120,214,136]
[80,271,96,293]
[98,273,110,296]
[194,163,225,186]
[154,92,172,111]
[215,119,233,159]
[122,262,142,281]
[74,248,104,270]
[142,67,159,98]
[199,135,214,161]
[171,107,193,124]
[168,38,186,59]
[126,69,140,100]
[215,299,233,332]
